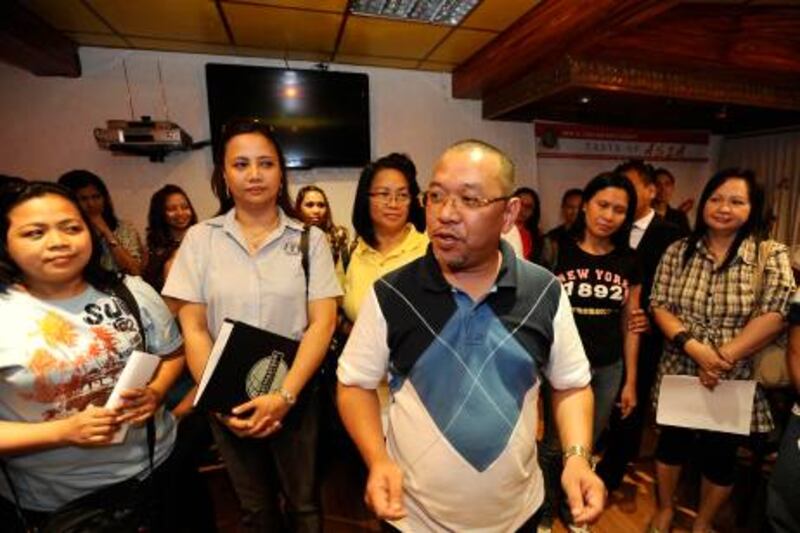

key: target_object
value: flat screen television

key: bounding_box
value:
[206,64,371,169]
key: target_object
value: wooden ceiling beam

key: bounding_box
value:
[451,0,680,99]
[0,2,80,77]
[482,56,800,120]
[586,5,800,78]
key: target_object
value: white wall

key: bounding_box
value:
[536,137,722,231]
[0,47,537,235]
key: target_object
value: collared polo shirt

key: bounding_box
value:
[342,224,428,322]
[163,208,342,340]
[338,242,590,532]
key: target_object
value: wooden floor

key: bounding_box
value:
[205,446,774,533]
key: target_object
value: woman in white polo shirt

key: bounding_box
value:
[163,119,341,533]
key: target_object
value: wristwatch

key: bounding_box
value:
[671,330,692,353]
[276,387,296,407]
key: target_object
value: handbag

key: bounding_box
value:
[750,240,791,388]
[1,419,156,533]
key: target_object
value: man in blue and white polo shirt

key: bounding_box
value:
[337,140,604,532]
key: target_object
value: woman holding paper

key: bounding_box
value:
[163,118,340,533]
[649,169,795,533]
[0,181,184,530]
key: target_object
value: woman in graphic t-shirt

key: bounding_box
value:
[539,171,642,529]
[0,181,184,531]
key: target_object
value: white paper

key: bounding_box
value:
[194,320,234,407]
[105,350,161,443]
[656,375,757,435]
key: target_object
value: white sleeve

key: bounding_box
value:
[124,276,183,356]
[502,225,524,257]
[337,287,390,389]
[308,226,343,301]
[544,285,591,390]
[162,225,205,303]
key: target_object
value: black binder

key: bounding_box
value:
[193,319,299,414]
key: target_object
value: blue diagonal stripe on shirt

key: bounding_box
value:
[406,295,538,471]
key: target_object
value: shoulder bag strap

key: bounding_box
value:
[751,240,773,309]
[300,225,310,300]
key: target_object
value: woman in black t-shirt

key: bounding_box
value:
[539,171,642,528]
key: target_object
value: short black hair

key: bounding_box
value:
[653,167,676,184]
[615,159,655,185]
[352,153,425,248]
[0,181,118,292]
[561,188,583,205]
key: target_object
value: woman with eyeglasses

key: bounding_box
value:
[295,185,350,269]
[342,153,427,324]
[163,119,341,533]
[538,172,642,530]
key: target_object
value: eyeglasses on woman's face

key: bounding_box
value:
[368,190,412,206]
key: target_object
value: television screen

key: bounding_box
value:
[206,64,370,169]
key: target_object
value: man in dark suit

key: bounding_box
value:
[596,160,683,493]
[653,167,692,237]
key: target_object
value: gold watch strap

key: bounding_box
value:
[563,444,595,468]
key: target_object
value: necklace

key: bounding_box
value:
[242,218,279,252]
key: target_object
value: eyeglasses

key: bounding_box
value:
[368,190,412,206]
[422,189,510,211]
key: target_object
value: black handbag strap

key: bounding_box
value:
[300,225,311,299]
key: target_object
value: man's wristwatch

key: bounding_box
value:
[671,330,692,353]
[563,444,595,469]
[276,388,296,407]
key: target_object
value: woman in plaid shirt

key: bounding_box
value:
[648,169,796,533]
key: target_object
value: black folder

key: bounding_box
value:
[193,319,299,414]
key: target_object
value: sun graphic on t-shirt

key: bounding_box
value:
[37,312,77,348]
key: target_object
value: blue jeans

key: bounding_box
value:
[538,359,622,525]
[767,408,800,533]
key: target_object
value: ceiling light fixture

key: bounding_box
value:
[350,0,482,25]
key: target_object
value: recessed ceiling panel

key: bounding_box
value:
[461,0,539,31]
[223,3,340,51]
[222,0,347,12]
[24,0,111,33]
[428,28,496,63]
[339,16,450,59]
[86,0,228,42]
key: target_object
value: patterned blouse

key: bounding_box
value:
[99,220,145,274]
[650,236,796,433]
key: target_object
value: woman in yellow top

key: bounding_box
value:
[343,153,428,323]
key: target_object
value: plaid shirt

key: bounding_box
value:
[650,236,796,433]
